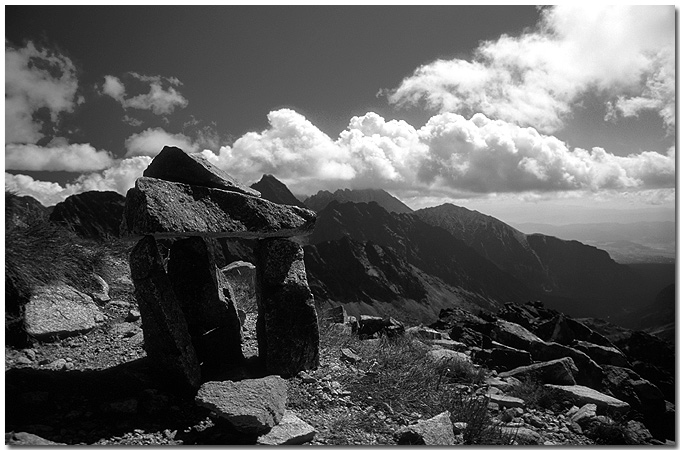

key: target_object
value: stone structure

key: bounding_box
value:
[122,146,319,388]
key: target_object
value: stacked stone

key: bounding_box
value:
[122,146,319,390]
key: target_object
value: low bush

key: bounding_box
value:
[442,388,515,445]
[505,376,571,412]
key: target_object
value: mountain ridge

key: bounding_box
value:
[304,188,413,214]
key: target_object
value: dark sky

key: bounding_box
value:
[6,6,540,148]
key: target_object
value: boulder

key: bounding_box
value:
[497,301,558,330]
[394,411,457,445]
[601,365,665,416]
[497,357,578,385]
[427,348,471,366]
[430,307,493,335]
[490,320,545,352]
[256,238,319,377]
[143,146,260,196]
[625,420,654,445]
[474,345,532,372]
[530,341,603,389]
[5,432,63,445]
[256,410,316,445]
[449,326,490,348]
[167,237,244,378]
[544,384,630,414]
[221,260,256,307]
[24,283,105,340]
[572,340,628,368]
[358,315,404,337]
[536,315,612,347]
[90,273,110,303]
[121,177,316,239]
[505,427,541,445]
[430,339,467,352]
[195,376,287,435]
[130,236,201,391]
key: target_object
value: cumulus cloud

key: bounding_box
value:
[386,5,675,133]
[101,72,188,115]
[5,156,152,206]
[124,127,198,157]
[5,41,79,144]
[202,109,675,201]
[5,141,115,172]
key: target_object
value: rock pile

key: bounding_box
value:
[428,302,675,441]
[122,146,320,389]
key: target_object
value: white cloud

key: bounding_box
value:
[122,115,143,127]
[5,156,152,206]
[202,108,675,201]
[5,41,79,144]
[101,72,188,115]
[386,5,675,133]
[124,127,198,157]
[5,142,115,172]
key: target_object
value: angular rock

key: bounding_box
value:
[24,283,105,340]
[506,427,541,445]
[406,325,443,341]
[536,315,612,347]
[488,393,525,408]
[130,236,201,391]
[167,237,244,378]
[491,320,545,352]
[195,376,287,435]
[90,273,110,303]
[143,146,260,196]
[572,340,628,368]
[498,357,579,385]
[625,420,654,445]
[121,177,316,239]
[601,365,665,416]
[358,315,399,336]
[530,341,603,389]
[340,348,362,364]
[569,403,597,424]
[475,344,532,371]
[394,411,456,445]
[256,410,316,445]
[257,239,319,377]
[544,384,630,414]
[430,339,467,352]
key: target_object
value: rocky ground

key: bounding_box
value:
[5,252,675,446]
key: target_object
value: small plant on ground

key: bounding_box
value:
[505,376,571,412]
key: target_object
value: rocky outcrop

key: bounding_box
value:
[498,357,579,385]
[121,177,315,239]
[195,376,287,434]
[49,191,126,240]
[124,146,320,387]
[251,174,306,208]
[24,284,106,340]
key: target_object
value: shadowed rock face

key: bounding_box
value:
[121,177,316,239]
[143,146,260,196]
[50,191,126,239]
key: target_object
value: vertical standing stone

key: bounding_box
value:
[129,236,201,391]
[257,238,319,376]
[168,237,244,379]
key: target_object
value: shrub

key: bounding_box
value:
[584,418,635,445]
[442,387,515,445]
[505,376,571,412]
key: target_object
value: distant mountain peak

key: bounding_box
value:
[304,187,413,214]
[250,174,305,208]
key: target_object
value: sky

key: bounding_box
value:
[4,5,676,225]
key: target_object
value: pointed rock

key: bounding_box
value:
[121,177,315,238]
[544,384,630,414]
[143,146,260,196]
[498,357,579,385]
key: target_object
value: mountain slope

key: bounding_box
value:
[49,191,126,240]
[416,203,651,319]
[306,201,531,313]
[304,188,413,213]
[250,174,306,208]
